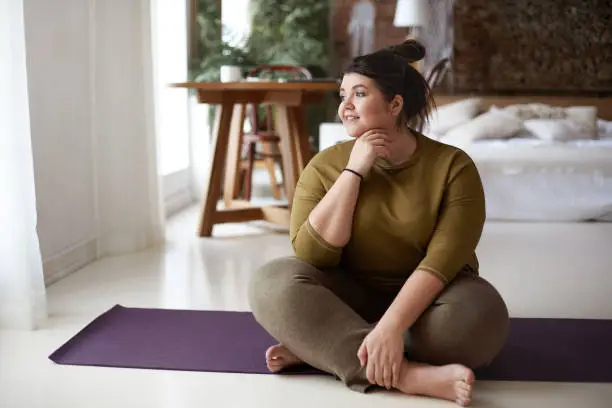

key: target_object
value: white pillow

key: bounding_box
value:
[564,107,598,138]
[500,103,598,138]
[523,119,592,142]
[501,103,563,120]
[441,108,524,146]
[598,119,612,140]
[426,98,482,134]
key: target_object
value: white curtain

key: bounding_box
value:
[93,0,165,256]
[0,0,48,330]
[0,0,164,330]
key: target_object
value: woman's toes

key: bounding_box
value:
[457,382,471,394]
[463,370,475,385]
[264,344,303,373]
[456,396,471,407]
[455,378,472,406]
[267,359,283,372]
[265,345,281,360]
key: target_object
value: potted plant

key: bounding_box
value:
[192,41,256,82]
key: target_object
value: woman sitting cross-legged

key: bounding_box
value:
[248,40,509,407]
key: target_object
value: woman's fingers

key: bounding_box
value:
[374,146,391,159]
[392,362,400,389]
[383,362,392,390]
[357,342,367,367]
[369,134,391,144]
[360,129,392,160]
[367,352,385,387]
[375,360,385,387]
[369,138,388,146]
[361,129,391,142]
[371,141,389,149]
[366,359,376,384]
[360,128,385,137]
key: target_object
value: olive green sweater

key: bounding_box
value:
[289,131,486,287]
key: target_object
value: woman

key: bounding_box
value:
[248,40,509,406]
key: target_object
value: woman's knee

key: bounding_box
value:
[248,256,320,318]
[460,277,510,367]
[408,275,510,368]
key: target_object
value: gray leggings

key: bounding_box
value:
[248,257,510,392]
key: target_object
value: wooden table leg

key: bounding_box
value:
[198,102,234,237]
[223,104,246,208]
[289,106,312,173]
[274,105,299,204]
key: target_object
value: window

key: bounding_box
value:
[153,0,190,176]
[221,0,252,49]
[151,0,193,216]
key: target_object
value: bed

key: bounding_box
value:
[318,95,612,222]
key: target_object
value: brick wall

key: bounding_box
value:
[453,0,612,94]
[330,0,612,94]
[331,0,408,76]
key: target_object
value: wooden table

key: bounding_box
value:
[170,81,338,237]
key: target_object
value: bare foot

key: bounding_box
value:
[265,344,303,373]
[397,361,475,406]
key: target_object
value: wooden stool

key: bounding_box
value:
[238,65,313,201]
[169,81,337,237]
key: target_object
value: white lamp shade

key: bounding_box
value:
[393,0,429,27]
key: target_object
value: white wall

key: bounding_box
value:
[24,0,161,283]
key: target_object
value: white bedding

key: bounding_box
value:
[447,138,612,222]
[319,122,612,222]
[444,137,612,168]
[476,169,612,222]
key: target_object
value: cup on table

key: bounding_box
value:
[220,65,242,82]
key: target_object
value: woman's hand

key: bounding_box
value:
[357,323,405,390]
[346,129,391,176]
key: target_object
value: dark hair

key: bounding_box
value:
[343,40,434,130]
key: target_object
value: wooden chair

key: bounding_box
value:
[416,58,451,133]
[239,65,313,201]
[426,57,451,91]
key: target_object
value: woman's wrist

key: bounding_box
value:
[343,168,364,180]
[377,313,405,335]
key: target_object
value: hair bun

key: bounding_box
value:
[388,39,425,63]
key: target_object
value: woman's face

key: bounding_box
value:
[338,73,399,137]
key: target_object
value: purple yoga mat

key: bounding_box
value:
[49,305,612,382]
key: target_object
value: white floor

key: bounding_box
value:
[2,203,612,408]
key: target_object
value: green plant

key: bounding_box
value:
[246,0,330,69]
[189,0,221,79]
[189,0,258,123]
[193,42,256,82]
[247,0,332,150]
[189,0,256,82]
[189,0,333,150]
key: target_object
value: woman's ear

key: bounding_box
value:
[390,95,404,117]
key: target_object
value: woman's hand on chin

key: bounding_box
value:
[346,129,390,176]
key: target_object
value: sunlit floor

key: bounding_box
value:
[1,202,612,408]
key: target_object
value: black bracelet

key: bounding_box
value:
[343,168,364,180]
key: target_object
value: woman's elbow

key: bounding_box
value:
[292,247,341,269]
